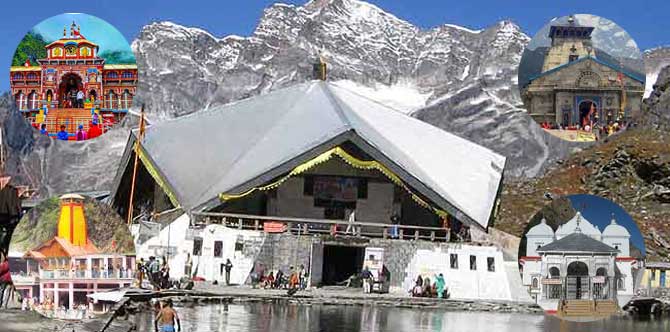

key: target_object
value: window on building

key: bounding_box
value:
[487,257,495,272]
[469,255,476,271]
[450,254,458,269]
[357,179,368,199]
[234,241,244,252]
[27,91,38,110]
[532,278,538,289]
[303,176,314,196]
[26,73,37,80]
[107,91,118,109]
[107,71,118,79]
[192,238,203,256]
[12,73,22,80]
[122,71,134,78]
[213,241,223,258]
[121,89,133,109]
[618,277,625,290]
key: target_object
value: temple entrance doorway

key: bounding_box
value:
[58,73,83,108]
[566,261,589,300]
[321,245,364,286]
[578,100,596,128]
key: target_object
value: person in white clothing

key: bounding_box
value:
[346,209,356,235]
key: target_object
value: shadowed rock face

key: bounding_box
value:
[1,0,670,199]
[0,94,130,197]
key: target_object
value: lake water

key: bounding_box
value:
[134,302,670,332]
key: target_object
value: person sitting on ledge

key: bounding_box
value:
[76,125,87,141]
[87,121,102,139]
[40,124,48,136]
[57,125,69,141]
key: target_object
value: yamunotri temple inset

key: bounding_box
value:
[521,16,644,130]
[9,21,137,140]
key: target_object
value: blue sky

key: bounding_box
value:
[1,0,669,91]
[568,194,645,255]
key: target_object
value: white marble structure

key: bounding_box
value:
[520,212,638,309]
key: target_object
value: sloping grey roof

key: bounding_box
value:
[127,80,506,229]
[538,232,619,254]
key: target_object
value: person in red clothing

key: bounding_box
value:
[0,250,13,309]
[87,122,103,139]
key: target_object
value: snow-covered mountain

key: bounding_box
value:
[132,0,579,178]
[2,0,670,197]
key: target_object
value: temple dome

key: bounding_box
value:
[526,218,554,237]
[603,217,630,238]
[555,212,602,240]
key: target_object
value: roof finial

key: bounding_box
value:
[567,15,575,25]
[610,213,617,225]
[63,26,67,37]
[575,211,582,233]
[312,52,327,81]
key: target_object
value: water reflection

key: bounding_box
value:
[134,302,670,332]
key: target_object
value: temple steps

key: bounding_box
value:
[43,108,94,133]
[558,299,619,319]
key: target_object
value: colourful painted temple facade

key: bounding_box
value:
[9,21,137,139]
[11,194,135,315]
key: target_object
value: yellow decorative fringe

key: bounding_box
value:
[136,144,181,208]
[219,147,448,218]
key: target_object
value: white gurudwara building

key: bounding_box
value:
[520,212,639,313]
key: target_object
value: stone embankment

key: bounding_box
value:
[122,284,544,314]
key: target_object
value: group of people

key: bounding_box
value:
[539,119,628,140]
[410,273,448,299]
[137,256,172,290]
[65,89,86,108]
[51,121,103,141]
[255,264,307,290]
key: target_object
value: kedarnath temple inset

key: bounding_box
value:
[9,19,137,141]
[519,15,645,142]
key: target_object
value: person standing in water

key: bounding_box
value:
[155,299,180,332]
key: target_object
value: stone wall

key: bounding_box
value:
[250,232,529,302]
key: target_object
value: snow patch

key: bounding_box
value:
[333,79,431,114]
[444,24,482,34]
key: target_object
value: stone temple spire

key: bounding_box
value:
[575,211,582,233]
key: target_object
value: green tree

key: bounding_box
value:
[98,50,136,64]
[12,31,48,66]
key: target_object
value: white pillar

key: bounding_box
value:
[53,283,59,308]
[69,282,74,310]
[86,257,92,279]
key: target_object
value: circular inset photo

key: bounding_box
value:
[518,194,645,322]
[518,14,645,142]
[9,13,137,141]
[6,194,136,320]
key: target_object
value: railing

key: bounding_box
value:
[193,212,451,242]
[563,276,615,300]
[39,269,134,280]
